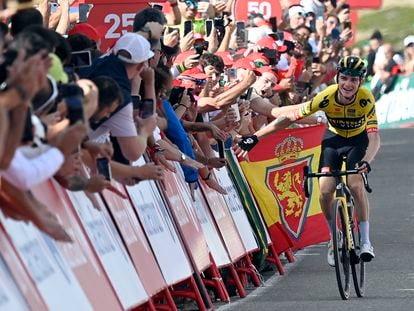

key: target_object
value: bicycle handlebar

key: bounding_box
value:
[303,166,372,198]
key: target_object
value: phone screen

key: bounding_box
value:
[344,21,352,29]
[313,56,320,64]
[66,96,84,125]
[79,4,93,23]
[236,22,246,43]
[96,157,112,181]
[205,20,213,37]
[71,50,92,68]
[184,21,193,36]
[132,95,141,110]
[169,87,185,106]
[269,17,277,33]
[139,99,154,119]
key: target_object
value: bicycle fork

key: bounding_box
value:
[336,184,354,252]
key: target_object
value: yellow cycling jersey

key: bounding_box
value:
[296,84,378,138]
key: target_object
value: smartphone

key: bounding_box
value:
[331,28,340,40]
[71,50,92,68]
[152,4,163,11]
[169,86,185,106]
[240,87,253,101]
[79,4,93,23]
[139,98,154,119]
[313,56,320,64]
[96,157,112,181]
[132,95,141,110]
[227,68,237,80]
[231,103,240,122]
[343,21,352,29]
[184,21,193,37]
[217,140,225,159]
[269,16,277,33]
[66,96,84,125]
[236,21,246,43]
[51,2,59,13]
[205,19,213,37]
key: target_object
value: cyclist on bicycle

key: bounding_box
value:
[235,55,381,266]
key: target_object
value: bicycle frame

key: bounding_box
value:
[303,166,371,252]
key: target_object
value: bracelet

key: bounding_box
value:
[202,172,211,181]
[178,63,186,73]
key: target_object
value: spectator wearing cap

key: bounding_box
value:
[81,32,155,162]
[301,0,324,20]
[288,5,306,30]
[403,35,414,75]
[68,23,102,51]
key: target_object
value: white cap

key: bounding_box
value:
[403,35,414,47]
[113,33,154,64]
[288,5,306,19]
[248,27,268,44]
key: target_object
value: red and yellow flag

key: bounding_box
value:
[239,124,330,253]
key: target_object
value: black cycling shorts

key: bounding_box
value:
[319,130,369,172]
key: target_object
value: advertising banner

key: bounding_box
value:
[239,125,330,252]
[64,188,148,309]
[163,162,212,272]
[0,214,93,310]
[213,166,258,253]
[126,157,193,285]
[101,182,167,296]
[200,180,246,262]
[193,188,230,268]
[31,182,122,311]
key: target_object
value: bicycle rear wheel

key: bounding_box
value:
[333,199,351,300]
[350,206,366,297]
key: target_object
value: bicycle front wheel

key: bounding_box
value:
[350,206,366,297]
[333,199,351,300]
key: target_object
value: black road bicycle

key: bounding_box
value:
[303,166,372,300]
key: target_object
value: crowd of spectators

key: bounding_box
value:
[0,0,412,242]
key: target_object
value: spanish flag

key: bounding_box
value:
[239,124,330,253]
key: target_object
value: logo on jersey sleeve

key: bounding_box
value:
[319,95,330,108]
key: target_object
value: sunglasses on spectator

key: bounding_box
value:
[180,0,198,8]
[407,43,414,48]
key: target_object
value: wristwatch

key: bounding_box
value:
[180,152,187,162]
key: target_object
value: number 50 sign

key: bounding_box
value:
[234,0,282,21]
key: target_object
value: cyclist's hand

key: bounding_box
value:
[356,160,371,174]
[233,135,259,158]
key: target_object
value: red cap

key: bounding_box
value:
[256,36,287,53]
[173,50,196,65]
[215,51,234,66]
[68,23,100,42]
[232,58,262,76]
[246,52,270,65]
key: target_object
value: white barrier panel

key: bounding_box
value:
[66,189,148,309]
[127,158,193,285]
[0,254,30,311]
[162,162,211,272]
[213,167,259,253]
[193,188,231,267]
[200,181,246,262]
[101,183,168,296]
[0,216,93,311]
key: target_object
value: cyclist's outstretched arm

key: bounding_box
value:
[361,131,381,165]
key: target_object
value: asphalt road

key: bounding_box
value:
[218,128,414,311]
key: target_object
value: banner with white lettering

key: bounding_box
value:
[0,254,30,311]
[200,180,246,262]
[31,182,123,310]
[126,157,193,285]
[0,225,47,310]
[213,167,259,253]
[0,216,93,310]
[65,189,148,309]
[101,182,167,296]
[193,188,230,267]
[162,162,211,272]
